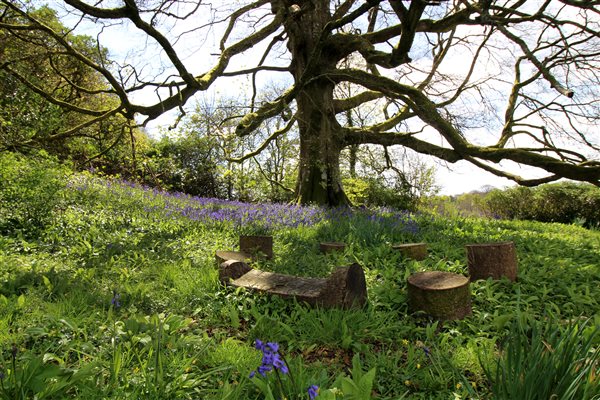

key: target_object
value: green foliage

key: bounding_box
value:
[0,5,135,173]
[148,134,225,198]
[141,97,298,203]
[0,169,598,399]
[0,349,96,400]
[484,182,600,227]
[331,354,376,400]
[484,316,599,400]
[0,152,70,234]
[343,177,418,210]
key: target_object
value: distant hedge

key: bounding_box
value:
[483,182,600,228]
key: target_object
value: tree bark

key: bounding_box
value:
[278,0,351,206]
[466,241,518,282]
[407,271,471,320]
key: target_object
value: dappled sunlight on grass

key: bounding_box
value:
[0,173,598,399]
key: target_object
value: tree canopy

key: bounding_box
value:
[1,0,599,205]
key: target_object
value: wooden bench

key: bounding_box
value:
[219,260,367,309]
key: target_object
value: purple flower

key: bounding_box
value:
[250,339,289,377]
[258,364,272,377]
[272,354,288,374]
[308,385,319,399]
[266,342,279,353]
[111,291,121,309]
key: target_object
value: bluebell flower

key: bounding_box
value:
[111,291,121,309]
[258,364,272,377]
[308,384,319,399]
[266,342,279,353]
[250,339,289,378]
[272,353,288,374]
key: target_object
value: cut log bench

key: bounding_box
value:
[393,243,428,261]
[407,271,471,320]
[219,260,367,309]
[466,241,518,282]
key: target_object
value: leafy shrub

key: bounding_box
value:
[483,186,536,220]
[483,182,600,227]
[343,177,418,210]
[0,151,70,234]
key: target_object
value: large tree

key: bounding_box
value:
[1,0,599,205]
[0,4,138,169]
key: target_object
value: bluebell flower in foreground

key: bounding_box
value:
[250,339,289,378]
[308,384,319,399]
[423,346,431,358]
[111,291,121,309]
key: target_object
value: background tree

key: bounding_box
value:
[1,0,599,206]
[0,4,140,173]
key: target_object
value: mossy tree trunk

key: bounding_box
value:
[280,0,350,206]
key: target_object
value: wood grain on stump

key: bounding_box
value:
[393,243,427,261]
[407,271,471,320]
[466,241,518,282]
[215,250,252,265]
[223,262,367,309]
[320,242,346,253]
[239,235,273,259]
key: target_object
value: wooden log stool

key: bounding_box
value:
[407,271,471,320]
[466,241,518,282]
[215,250,252,265]
[320,242,346,254]
[219,261,367,309]
[393,242,427,261]
[239,235,273,259]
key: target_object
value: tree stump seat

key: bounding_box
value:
[215,250,252,265]
[407,271,471,320]
[466,241,518,282]
[215,235,274,265]
[239,235,273,259]
[219,260,367,309]
[393,243,428,261]
[320,242,346,253]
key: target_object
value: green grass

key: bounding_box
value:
[0,174,599,399]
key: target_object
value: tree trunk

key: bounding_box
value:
[279,0,350,206]
[295,83,350,205]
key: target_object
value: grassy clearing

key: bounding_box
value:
[1,174,599,399]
